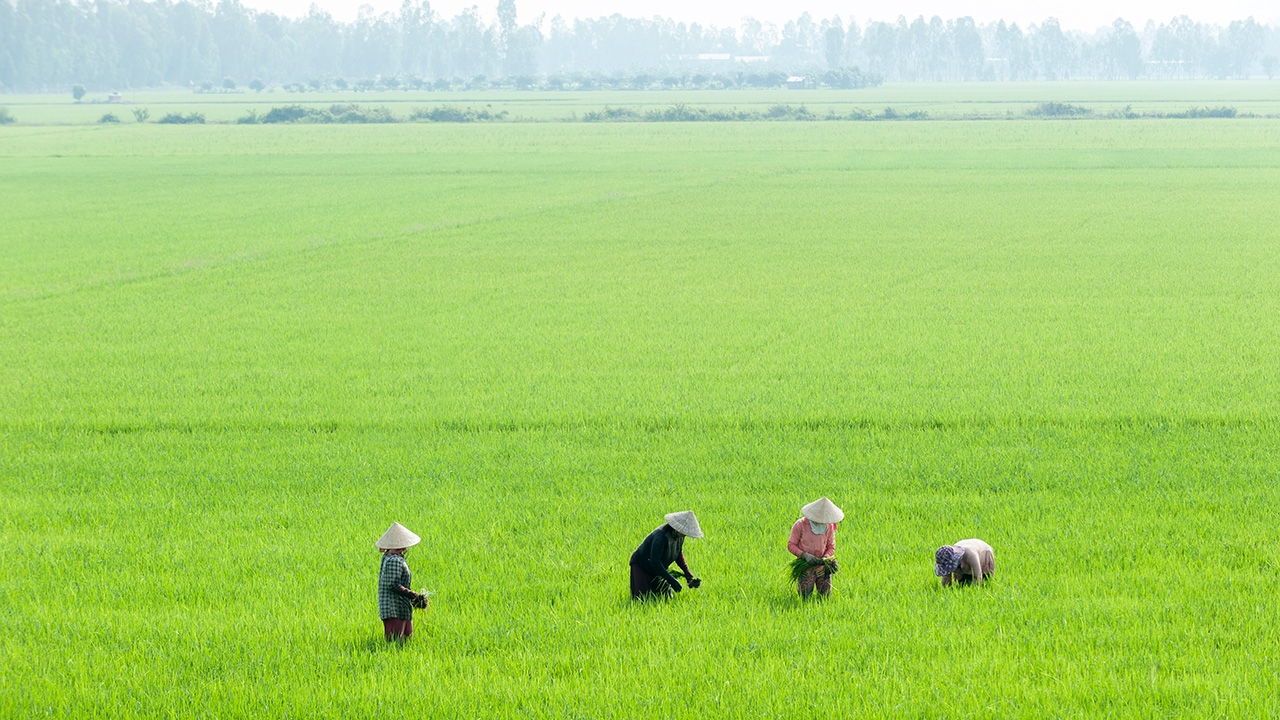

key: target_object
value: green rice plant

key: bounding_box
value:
[788,555,840,582]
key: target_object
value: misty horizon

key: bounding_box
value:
[2,0,1277,92]
[234,0,1280,32]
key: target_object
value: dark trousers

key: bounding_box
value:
[383,618,412,641]
[630,564,673,600]
[798,565,832,599]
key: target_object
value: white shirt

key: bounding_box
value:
[953,538,995,584]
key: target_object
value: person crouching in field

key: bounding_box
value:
[788,497,843,599]
[629,511,703,600]
[377,522,429,642]
[935,539,995,587]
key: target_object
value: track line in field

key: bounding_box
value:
[0,179,723,309]
[1,413,1271,436]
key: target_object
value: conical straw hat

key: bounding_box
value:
[664,511,703,539]
[375,522,421,549]
[801,497,844,524]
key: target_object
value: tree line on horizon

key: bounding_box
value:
[1,0,1278,93]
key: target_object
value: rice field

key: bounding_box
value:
[2,102,1280,717]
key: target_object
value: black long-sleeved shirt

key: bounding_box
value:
[629,524,693,589]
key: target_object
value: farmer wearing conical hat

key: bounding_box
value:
[376,522,429,642]
[628,511,703,600]
[788,497,843,599]
[935,538,995,587]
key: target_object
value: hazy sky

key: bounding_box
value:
[243,0,1280,30]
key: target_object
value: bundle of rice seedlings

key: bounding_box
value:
[789,556,840,582]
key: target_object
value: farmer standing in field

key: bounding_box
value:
[787,497,843,599]
[629,511,703,600]
[376,522,430,642]
[935,538,995,586]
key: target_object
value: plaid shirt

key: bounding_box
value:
[377,553,413,620]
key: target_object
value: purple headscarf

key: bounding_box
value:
[935,545,964,576]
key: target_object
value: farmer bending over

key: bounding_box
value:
[935,538,995,587]
[788,497,843,599]
[629,511,703,600]
[376,522,430,641]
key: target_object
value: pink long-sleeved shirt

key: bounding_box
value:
[787,518,836,559]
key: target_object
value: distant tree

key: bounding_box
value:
[823,18,845,70]
[1203,37,1235,78]
[994,21,1031,80]
[737,17,771,55]
[99,113,120,123]
[0,50,12,93]
[861,21,897,77]
[773,12,819,67]
[0,0,13,92]
[73,84,86,101]
[249,78,265,91]
[506,24,542,76]
[901,16,945,81]
[0,107,13,124]
[2,0,1278,89]
[1263,55,1278,80]
[496,0,517,66]
[822,66,880,88]
[132,107,150,122]
[1032,18,1075,80]
[1104,19,1143,79]
[447,8,495,79]
[951,17,985,80]
[1225,18,1266,77]
[223,76,236,89]
[1150,16,1205,79]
